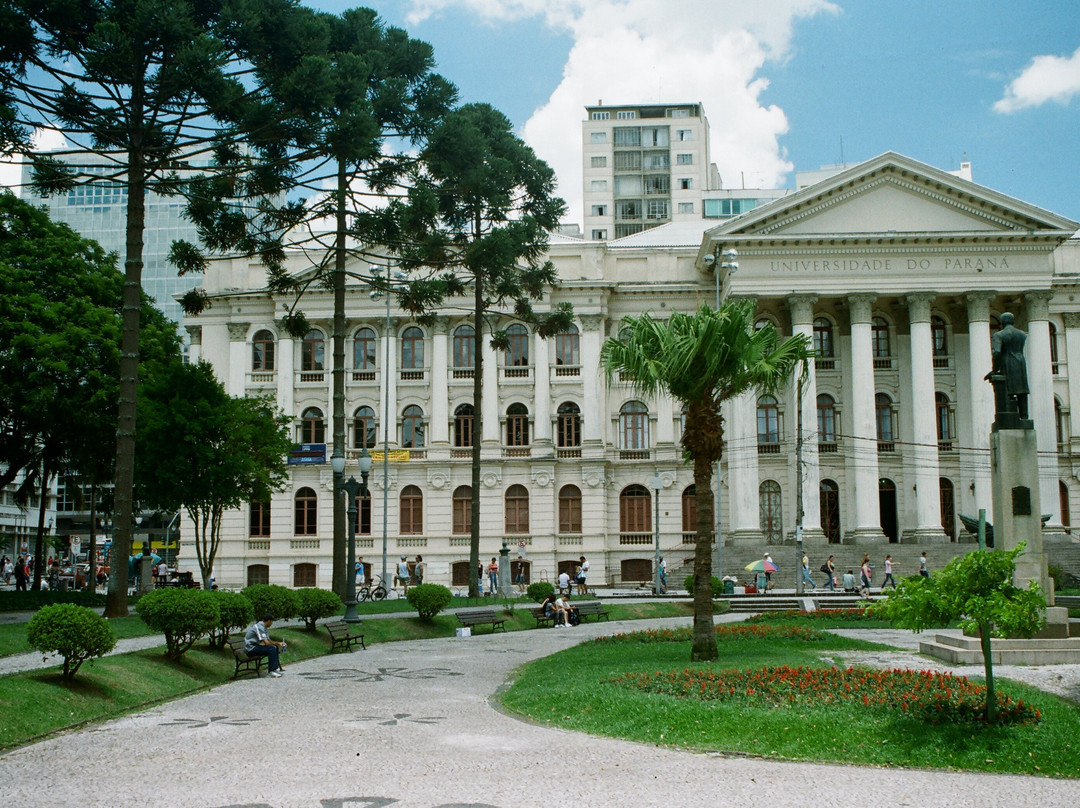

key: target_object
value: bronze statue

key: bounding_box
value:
[985,312,1029,421]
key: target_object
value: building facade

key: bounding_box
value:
[186,148,1080,591]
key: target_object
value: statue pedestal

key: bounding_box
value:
[990,426,1050,597]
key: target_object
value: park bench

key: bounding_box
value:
[455,607,506,634]
[529,606,555,628]
[225,635,266,679]
[573,601,610,622]
[325,620,366,652]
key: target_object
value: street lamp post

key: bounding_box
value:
[650,473,663,596]
[332,448,372,623]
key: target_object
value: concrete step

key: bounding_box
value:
[920,632,1080,665]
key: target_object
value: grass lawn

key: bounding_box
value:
[0,615,155,658]
[499,625,1080,778]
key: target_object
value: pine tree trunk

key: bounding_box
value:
[31,460,49,591]
[331,157,348,599]
[469,266,483,598]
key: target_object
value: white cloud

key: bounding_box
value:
[404,0,838,226]
[994,45,1080,114]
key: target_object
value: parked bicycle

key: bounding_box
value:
[357,575,388,602]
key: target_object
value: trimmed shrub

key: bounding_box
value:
[684,575,723,598]
[241,584,300,621]
[208,590,255,648]
[527,581,554,603]
[406,584,453,621]
[26,604,116,681]
[137,588,220,659]
[296,587,343,630]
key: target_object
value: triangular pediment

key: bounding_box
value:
[709,152,1077,239]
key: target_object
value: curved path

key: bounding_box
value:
[1,615,1077,808]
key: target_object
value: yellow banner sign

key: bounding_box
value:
[369,450,411,462]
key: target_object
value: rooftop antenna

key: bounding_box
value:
[839,136,845,166]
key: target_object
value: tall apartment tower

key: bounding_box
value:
[582,102,715,240]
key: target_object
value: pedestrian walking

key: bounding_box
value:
[487,557,498,594]
[413,555,425,586]
[801,552,817,590]
[882,554,897,589]
[821,555,836,591]
[919,552,930,578]
[397,555,411,594]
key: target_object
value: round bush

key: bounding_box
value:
[136,587,220,659]
[240,584,300,621]
[406,584,453,621]
[684,574,723,598]
[527,581,554,603]
[26,604,116,681]
[208,590,255,648]
[296,587,343,630]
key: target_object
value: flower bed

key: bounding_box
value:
[608,665,1040,725]
[593,623,826,645]
[746,608,871,623]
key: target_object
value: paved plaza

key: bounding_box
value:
[2,615,1080,808]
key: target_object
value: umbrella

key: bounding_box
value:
[745,559,778,572]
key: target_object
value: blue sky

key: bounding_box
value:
[311,0,1080,227]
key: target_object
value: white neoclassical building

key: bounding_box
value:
[185,150,1080,591]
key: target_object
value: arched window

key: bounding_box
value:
[294,487,317,536]
[506,403,529,446]
[681,485,696,539]
[300,407,325,444]
[505,323,529,366]
[558,485,582,533]
[400,485,423,534]
[940,478,955,540]
[557,402,581,447]
[555,324,580,366]
[452,485,472,535]
[252,330,275,371]
[249,501,270,537]
[301,330,324,371]
[931,316,948,357]
[401,327,424,369]
[820,479,840,543]
[505,484,530,533]
[871,317,890,358]
[620,401,649,450]
[817,394,837,444]
[760,480,782,543]
[293,562,317,588]
[875,394,894,443]
[936,393,952,446]
[757,395,780,446]
[453,404,474,448]
[402,405,425,449]
[813,317,835,358]
[354,406,376,450]
[247,564,269,586]
[1050,321,1060,374]
[619,484,651,534]
[353,327,376,370]
[453,324,475,368]
[351,489,371,535]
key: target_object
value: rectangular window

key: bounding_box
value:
[678,202,694,214]
[676,129,692,141]
[613,151,642,171]
[590,111,609,120]
[613,127,641,146]
[452,496,471,535]
[643,175,669,195]
[641,127,669,147]
[589,131,607,143]
[676,153,693,165]
[615,199,642,220]
[590,204,607,216]
[645,199,669,220]
[679,178,693,190]
[613,175,642,195]
[668,108,691,118]
[559,495,582,533]
[591,229,607,240]
[590,180,608,191]
[590,155,607,168]
[614,223,643,238]
[643,151,669,171]
[616,110,637,119]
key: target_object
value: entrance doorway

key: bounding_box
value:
[879,478,898,543]
[820,479,840,543]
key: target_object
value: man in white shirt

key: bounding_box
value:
[557,570,571,595]
[577,555,590,594]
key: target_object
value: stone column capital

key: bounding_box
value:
[905,292,937,324]
[226,321,250,341]
[432,316,451,336]
[786,294,818,326]
[847,294,876,324]
[185,324,202,345]
[1024,290,1053,321]
[579,313,605,332]
[1062,312,1080,329]
[382,316,401,336]
[965,291,997,322]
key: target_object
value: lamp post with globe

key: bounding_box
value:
[331,448,372,623]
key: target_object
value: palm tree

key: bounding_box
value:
[601,300,811,661]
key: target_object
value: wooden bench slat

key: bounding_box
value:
[225,635,265,679]
[455,608,506,633]
[325,620,366,652]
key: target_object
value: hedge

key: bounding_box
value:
[240,584,300,621]
[26,604,116,681]
[136,588,220,659]
[296,588,342,630]
[406,584,453,620]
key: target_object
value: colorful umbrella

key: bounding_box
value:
[745,559,778,572]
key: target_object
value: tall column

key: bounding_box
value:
[847,294,885,543]
[481,338,499,444]
[907,293,947,542]
[787,295,824,542]
[277,334,294,417]
[431,319,450,446]
[1063,312,1080,441]
[225,322,249,398]
[1025,292,1060,525]
[185,325,202,364]
[580,315,606,448]
[533,329,552,448]
[966,293,995,516]
[381,318,398,445]
[727,389,763,544]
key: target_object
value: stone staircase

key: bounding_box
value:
[919,632,1080,665]
[720,591,879,613]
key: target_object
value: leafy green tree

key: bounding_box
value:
[872,543,1045,722]
[601,301,811,661]
[135,361,291,589]
[295,587,343,630]
[180,7,454,599]
[207,589,254,648]
[0,0,300,616]
[240,583,300,622]
[136,587,220,659]
[26,603,116,680]
[388,103,571,596]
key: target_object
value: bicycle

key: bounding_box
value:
[357,575,388,602]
